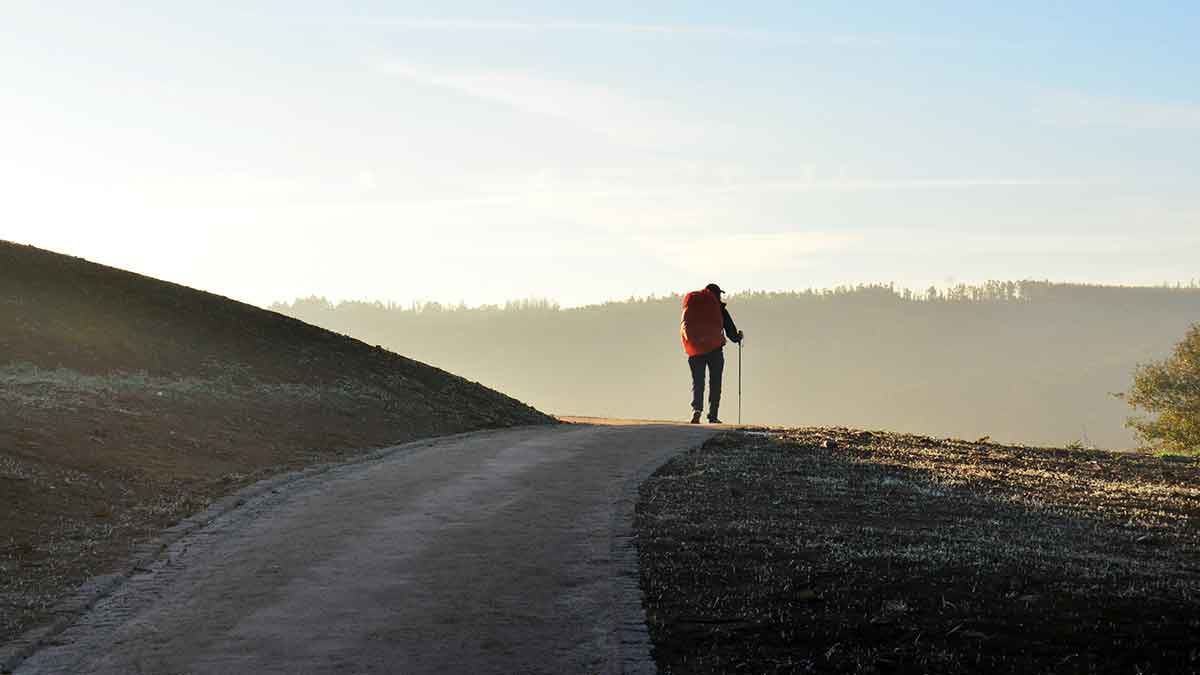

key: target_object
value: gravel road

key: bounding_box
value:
[13,422,715,674]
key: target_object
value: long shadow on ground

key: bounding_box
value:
[636,429,1200,673]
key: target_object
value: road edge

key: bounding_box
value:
[0,425,541,674]
[610,430,714,675]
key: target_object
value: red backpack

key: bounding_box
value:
[680,289,725,356]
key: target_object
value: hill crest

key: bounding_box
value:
[0,240,552,645]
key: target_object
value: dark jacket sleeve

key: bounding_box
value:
[721,304,741,342]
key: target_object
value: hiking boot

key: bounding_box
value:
[690,410,702,424]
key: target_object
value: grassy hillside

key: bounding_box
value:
[274,283,1200,449]
[0,241,552,646]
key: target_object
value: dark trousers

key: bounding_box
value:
[688,348,725,419]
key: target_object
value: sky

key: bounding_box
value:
[4,1,1199,308]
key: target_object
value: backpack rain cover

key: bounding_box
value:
[680,289,726,356]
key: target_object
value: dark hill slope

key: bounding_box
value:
[0,240,552,646]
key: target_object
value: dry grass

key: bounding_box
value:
[1,241,553,650]
[1,362,548,647]
[637,428,1200,673]
[0,362,385,410]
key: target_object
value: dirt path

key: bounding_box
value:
[12,422,715,674]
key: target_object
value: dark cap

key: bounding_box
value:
[704,283,724,296]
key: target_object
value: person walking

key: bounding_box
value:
[680,283,744,424]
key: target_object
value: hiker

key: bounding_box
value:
[680,283,744,424]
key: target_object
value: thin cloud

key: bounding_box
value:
[378,61,710,146]
[639,232,864,275]
[217,172,1098,217]
[495,175,1097,198]
[711,178,1094,192]
[360,17,988,49]
[856,228,1200,257]
[1035,90,1200,131]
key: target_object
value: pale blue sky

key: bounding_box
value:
[4,2,1198,306]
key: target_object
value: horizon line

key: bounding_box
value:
[268,278,1200,312]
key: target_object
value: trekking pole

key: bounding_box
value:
[738,340,743,425]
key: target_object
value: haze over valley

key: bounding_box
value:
[275,281,1200,449]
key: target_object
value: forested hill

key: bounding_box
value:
[273,282,1200,449]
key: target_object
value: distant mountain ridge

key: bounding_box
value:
[274,281,1200,449]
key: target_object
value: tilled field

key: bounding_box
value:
[636,429,1200,673]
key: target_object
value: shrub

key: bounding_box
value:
[1122,323,1200,454]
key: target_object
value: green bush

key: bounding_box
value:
[1122,323,1200,454]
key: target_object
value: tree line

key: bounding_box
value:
[272,281,1200,450]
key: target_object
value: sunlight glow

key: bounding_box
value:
[5,3,1198,307]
